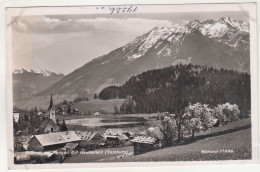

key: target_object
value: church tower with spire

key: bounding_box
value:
[48,93,56,122]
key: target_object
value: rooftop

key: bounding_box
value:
[76,131,101,141]
[32,131,82,147]
[131,136,157,144]
[39,118,57,129]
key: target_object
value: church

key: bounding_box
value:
[38,94,59,134]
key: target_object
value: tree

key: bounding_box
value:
[67,105,71,114]
[120,95,136,114]
[56,119,60,126]
[169,98,189,143]
[114,105,119,114]
[213,103,240,125]
[24,114,29,121]
[184,103,215,139]
[60,120,68,131]
[62,99,69,105]
[34,107,38,115]
[159,113,177,146]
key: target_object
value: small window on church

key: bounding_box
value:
[51,128,54,132]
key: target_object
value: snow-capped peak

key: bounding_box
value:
[13,68,31,74]
[197,17,249,38]
[98,17,249,63]
[218,17,249,32]
[123,24,192,60]
[32,69,52,76]
[13,69,63,77]
[13,69,24,74]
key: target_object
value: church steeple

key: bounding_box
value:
[48,93,54,110]
[48,93,56,122]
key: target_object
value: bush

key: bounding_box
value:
[29,154,49,164]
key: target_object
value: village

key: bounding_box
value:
[13,89,251,164]
[13,95,164,164]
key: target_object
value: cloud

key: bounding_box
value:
[12,16,173,34]
[14,21,28,32]
[41,16,61,24]
[74,17,172,32]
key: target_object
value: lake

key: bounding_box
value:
[65,116,147,128]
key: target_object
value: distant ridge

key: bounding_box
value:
[13,69,64,101]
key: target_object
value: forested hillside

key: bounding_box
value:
[99,64,250,117]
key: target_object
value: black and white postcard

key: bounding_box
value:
[5,2,258,169]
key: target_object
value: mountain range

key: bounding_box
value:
[13,69,64,101]
[14,17,250,109]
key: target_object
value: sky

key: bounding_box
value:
[12,11,249,75]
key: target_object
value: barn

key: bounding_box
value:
[131,136,158,155]
[27,131,82,152]
[64,143,81,155]
[103,129,130,146]
[77,131,105,150]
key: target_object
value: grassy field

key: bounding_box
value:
[71,99,126,114]
[104,128,251,162]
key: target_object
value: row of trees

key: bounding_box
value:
[158,102,240,146]
[13,114,44,135]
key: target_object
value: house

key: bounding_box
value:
[73,109,79,115]
[93,112,100,116]
[13,112,19,123]
[77,131,105,150]
[122,131,135,139]
[105,134,129,144]
[64,143,81,154]
[103,129,129,146]
[39,118,59,134]
[131,136,158,155]
[37,112,43,116]
[27,131,82,152]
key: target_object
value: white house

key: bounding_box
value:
[13,112,19,123]
[94,112,100,116]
